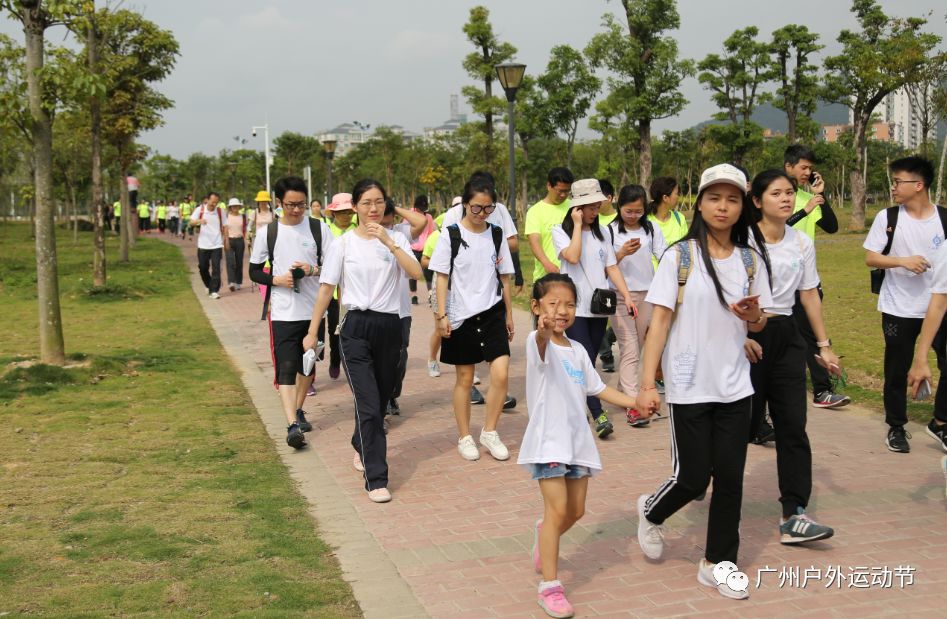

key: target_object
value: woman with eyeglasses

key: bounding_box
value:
[303,179,422,504]
[430,176,515,462]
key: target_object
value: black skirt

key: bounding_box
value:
[440,301,510,365]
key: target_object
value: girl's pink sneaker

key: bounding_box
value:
[537,584,574,618]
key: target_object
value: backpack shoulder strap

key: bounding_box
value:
[260,220,280,320]
[881,205,899,256]
[607,223,614,245]
[309,218,323,265]
[739,245,757,283]
[447,224,466,290]
[937,205,947,240]
[676,240,694,306]
[673,211,683,225]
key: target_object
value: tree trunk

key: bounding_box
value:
[23,4,66,365]
[935,134,947,205]
[519,136,530,223]
[70,182,78,244]
[89,9,106,285]
[638,118,653,193]
[849,115,868,230]
[787,109,797,144]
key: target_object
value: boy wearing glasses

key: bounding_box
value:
[249,176,334,449]
[864,156,944,453]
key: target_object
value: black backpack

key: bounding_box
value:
[260,217,324,320]
[447,223,504,296]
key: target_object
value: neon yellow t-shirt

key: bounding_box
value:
[434,212,446,229]
[137,203,150,218]
[423,229,440,259]
[180,202,193,218]
[648,210,688,246]
[524,198,571,280]
[328,221,356,238]
[113,201,121,217]
[157,205,167,219]
[791,189,822,241]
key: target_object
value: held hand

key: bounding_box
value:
[636,389,661,416]
[817,348,842,376]
[438,316,452,338]
[273,272,295,288]
[292,261,317,276]
[805,194,825,214]
[302,332,317,352]
[624,294,637,318]
[744,339,763,363]
[570,207,584,226]
[908,359,932,398]
[901,255,931,274]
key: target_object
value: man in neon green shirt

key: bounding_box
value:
[156,202,167,233]
[112,200,121,234]
[524,167,574,280]
[137,200,151,233]
[180,200,193,239]
[783,144,848,410]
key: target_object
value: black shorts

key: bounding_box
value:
[271,319,312,385]
[440,301,509,366]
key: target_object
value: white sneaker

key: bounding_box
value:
[636,494,665,560]
[457,435,480,461]
[353,452,365,472]
[368,488,391,503]
[697,558,750,600]
[942,456,947,499]
[427,360,440,378]
[210,292,220,299]
[479,430,509,460]
[473,373,481,385]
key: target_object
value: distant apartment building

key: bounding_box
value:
[424,94,468,139]
[845,86,938,150]
[821,121,892,143]
[317,123,373,157]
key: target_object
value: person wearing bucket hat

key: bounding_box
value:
[551,178,637,440]
[224,197,248,291]
[634,163,773,600]
[323,192,358,380]
[248,190,275,245]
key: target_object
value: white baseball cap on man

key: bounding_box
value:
[698,164,748,194]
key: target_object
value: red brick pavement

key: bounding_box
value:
[169,234,947,618]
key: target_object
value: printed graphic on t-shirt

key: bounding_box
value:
[561,359,586,385]
[933,234,943,249]
[672,346,697,389]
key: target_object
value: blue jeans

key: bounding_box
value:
[566,316,608,418]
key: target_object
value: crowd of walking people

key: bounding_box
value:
[174,144,946,618]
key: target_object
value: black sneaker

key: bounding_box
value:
[926,419,947,454]
[387,399,401,416]
[886,425,911,453]
[502,394,517,410]
[752,419,775,445]
[594,414,614,439]
[295,409,312,433]
[779,508,834,544]
[411,295,419,305]
[601,353,615,373]
[813,391,851,409]
[286,423,306,449]
[470,386,485,405]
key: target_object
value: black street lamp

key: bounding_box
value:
[323,139,338,200]
[495,62,526,224]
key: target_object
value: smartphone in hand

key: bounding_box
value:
[915,378,932,400]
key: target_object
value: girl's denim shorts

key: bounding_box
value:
[529,462,592,480]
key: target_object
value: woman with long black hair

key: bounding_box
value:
[303,179,422,504]
[551,179,637,440]
[635,164,772,600]
[745,169,840,545]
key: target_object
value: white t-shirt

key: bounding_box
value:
[167,205,180,218]
[518,332,605,471]
[863,205,945,318]
[607,221,667,292]
[320,229,414,314]
[931,245,947,294]
[391,221,414,319]
[191,204,225,250]
[646,243,773,404]
[250,219,333,321]
[442,202,517,239]
[552,225,617,318]
[754,226,819,316]
[429,223,514,329]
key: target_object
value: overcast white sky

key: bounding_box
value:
[2,0,945,158]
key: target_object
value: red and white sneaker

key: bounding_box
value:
[627,408,650,427]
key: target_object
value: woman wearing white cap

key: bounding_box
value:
[551,178,637,440]
[225,197,247,291]
[635,163,773,600]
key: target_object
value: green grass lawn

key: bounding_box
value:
[0,224,359,617]
[514,203,935,423]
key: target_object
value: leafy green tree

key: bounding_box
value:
[461,5,516,167]
[537,45,599,167]
[823,0,945,228]
[697,26,774,165]
[585,0,693,186]
[511,75,553,219]
[766,25,823,143]
[272,131,320,176]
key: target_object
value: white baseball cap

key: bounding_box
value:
[569,178,607,207]
[698,164,748,194]
[227,197,243,207]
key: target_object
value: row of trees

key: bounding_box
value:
[0,0,178,364]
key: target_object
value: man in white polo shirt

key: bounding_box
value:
[190,191,228,299]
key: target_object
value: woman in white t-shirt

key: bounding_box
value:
[303,179,422,504]
[551,178,636,439]
[430,177,515,462]
[607,184,667,427]
[518,273,642,618]
[635,164,773,600]
[746,169,841,545]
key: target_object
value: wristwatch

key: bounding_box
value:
[816,339,832,348]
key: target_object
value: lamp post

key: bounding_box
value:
[251,120,272,200]
[323,139,337,202]
[495,62,526,224]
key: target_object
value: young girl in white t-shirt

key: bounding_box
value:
[519,273,643,619]
[635,164,773,601]
[608,184,668,427]
[746,169,841,545]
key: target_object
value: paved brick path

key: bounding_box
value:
[170,235,946,618]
